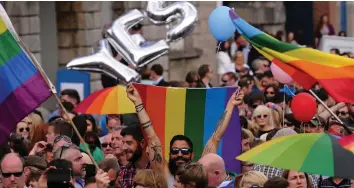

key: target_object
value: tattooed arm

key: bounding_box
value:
[202,89,244,157]
[126,84,166,171]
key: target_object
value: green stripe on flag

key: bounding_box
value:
[0,30,22,67]
[249,33,299,53]
[184,89,206,161]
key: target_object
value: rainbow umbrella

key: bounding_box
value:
[237,133,354,179]
[75,85,135,114]
[339,134,354,152]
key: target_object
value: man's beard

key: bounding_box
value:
[126,146,142,163]
[168,156,192,175]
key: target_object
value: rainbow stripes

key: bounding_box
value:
[75,84,242,172]
[229,9,354,103]
[0,6,51,143]
[339,134,354,152]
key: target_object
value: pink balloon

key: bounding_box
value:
[270,63,293,84]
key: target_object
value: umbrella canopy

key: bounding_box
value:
[237,133,354,179]
[75,85,135,114]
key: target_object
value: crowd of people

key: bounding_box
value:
[2,14,354,188]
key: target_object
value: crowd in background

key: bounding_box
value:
[1,14,354,188]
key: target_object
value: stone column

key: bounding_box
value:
[56,1,103,93]
[4,2,41,63]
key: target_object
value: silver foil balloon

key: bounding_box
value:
[106,9,169,68]
[66,39,140,85]
[146,1,198,42]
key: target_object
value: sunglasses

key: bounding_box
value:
[19,127,29,132]
[337,111,349,116]
[54,135,72,144]
[59,143,72,159]
[1,171,23,178]
[265,91,274,95]
[256,114,268,119]
[101,142,113,148]
[170,148,192,155]
[221,79,229,83]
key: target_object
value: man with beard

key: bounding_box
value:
[118,84,167,188]
[167,135,194,187]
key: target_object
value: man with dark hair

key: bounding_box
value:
[118,84,167,187]
[241,129,250,152]
[47,119,73,145]
[168,135,194,175]
[197,64,213,88]
[60,89,81,106]
[260,71,278,88]
[150,64,168,86]
[264,177,289,188]
[48,89,81,120]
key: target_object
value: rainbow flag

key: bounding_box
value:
[339,134,354,152]
[75,84,242,172]
[0,5,51,142]
[229,9,354,103]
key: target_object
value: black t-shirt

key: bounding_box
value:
[257,129,275,138]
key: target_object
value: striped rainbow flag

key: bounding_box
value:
[0,5,51,142]
[339,134,354,152]
[229,9,354,103]
[76,84,242,172]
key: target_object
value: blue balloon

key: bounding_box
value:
[208,6,236,42]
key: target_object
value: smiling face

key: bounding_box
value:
[337,106,350,119]
[169,140,194,175]
[122,135,142,163]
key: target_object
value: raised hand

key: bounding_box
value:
[227,88,245,108]
[96,169,110,188]
[126,84,142,105]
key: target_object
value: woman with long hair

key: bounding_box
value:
[252,105,276,138]
[80,131,104,163]
[81,114,99,134]
[29,123,49,151]
[315,14,335,47]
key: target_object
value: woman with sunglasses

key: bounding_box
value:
[173,162,208,188]
[16,117,32,141]
[252,105,276,138]
[239,171,267,188]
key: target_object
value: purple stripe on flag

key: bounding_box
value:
[0,72,51,143]
[222,87,241,173]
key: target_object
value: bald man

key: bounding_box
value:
[198,153,233,188]
[0,153,25,188]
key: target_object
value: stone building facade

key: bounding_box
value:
[1,1,350,110]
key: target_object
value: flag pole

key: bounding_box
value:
[0,4,98,168]
[19,40,99,169]
[309,89,353,134]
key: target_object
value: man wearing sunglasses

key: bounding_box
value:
[167,135,194,187]
[0,153,25,188]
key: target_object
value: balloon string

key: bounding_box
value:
[216,41,221,52]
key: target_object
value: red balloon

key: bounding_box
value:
[291,93,317,122]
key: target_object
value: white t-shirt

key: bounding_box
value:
[216,51,235,75]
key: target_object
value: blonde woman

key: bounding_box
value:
[28,112,43,139]
[252,105,276,138]
[134,169,168,188]
[239,171,268,188]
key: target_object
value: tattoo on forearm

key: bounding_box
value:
[151,142,163,164]
[203,144,213,155]
[213,111,227,138]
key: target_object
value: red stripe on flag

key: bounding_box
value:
[145,86,166,155]
[272,58,317,89]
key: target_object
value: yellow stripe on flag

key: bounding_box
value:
[117,85,135,114]
[284,48,354,67]
[0,17,7,35]
[164,88,186,159]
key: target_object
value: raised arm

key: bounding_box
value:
[126,84,165,171]
[202,89,244,156]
